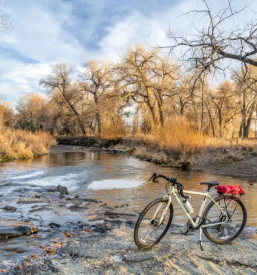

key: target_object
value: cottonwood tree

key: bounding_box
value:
[0,99,13,126]
[232,67,257,138]
[165,0,257,76]
[79,61,113,135]
[40,64,86,135]
[208,81,238,137]
[117,45,177,128]
[15,93,48,131]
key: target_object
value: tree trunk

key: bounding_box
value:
[205,103,215,137]
[64,97,86,136]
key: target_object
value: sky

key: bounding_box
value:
[0,0,256,107]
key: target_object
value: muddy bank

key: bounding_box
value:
[192,149,257,178]
[56,136,124,148]
[56,136,257,178]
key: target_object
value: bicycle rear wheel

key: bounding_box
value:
[202,195,247,244]
[134,198,173,250]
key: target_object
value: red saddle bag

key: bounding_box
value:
[216,185,245,195]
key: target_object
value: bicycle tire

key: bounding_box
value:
[202,195,247,244]
[134,198,173,250]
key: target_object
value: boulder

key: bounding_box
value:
[0,225,38,239]
[56,185,68,195]
[1,206,17,212]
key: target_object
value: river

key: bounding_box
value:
[0,146,256,227]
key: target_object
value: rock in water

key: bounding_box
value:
[17,197,45,203]
[0,225,38,239]
[49,223,61,228]
[56,185,68,195]
[1,206,17,212]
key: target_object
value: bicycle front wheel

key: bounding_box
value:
[134,198,173,250]
[202,195,247,244]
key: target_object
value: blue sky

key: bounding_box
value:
[0,0,256,106]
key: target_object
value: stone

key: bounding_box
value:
[69,204,89,211]
[74,194,81,199]
[60,193,65,199]
[0,225,38,239]
[29,206,52,213]
[34,194,41,198]
[49,223,61,228]
[17,197,45,204]
[56,185,68,195]
[2,206,17,212]
[84,198,98,203]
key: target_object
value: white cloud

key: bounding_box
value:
[2,0,257,106]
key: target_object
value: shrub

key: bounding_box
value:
[0,121,56,161]
[134,117,206,160]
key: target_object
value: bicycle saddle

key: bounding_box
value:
[200,181,219,186]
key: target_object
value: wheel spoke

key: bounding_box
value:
[203,196,246,243]
[135,199,171,248]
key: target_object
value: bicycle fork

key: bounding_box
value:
[157,195,172,226]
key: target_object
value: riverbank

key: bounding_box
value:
[0,124,56,162]
[56,136,257,178]
[1,185,257,274]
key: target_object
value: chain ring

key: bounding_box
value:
[186,218,196,232]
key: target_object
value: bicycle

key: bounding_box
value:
[134,173,247,250]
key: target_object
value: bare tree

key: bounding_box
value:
[165,0,257,75]
[117,45,177,127]
[15,93,48,131]
[0,2,12,38]
[79,61,113,136]
[232,67,257,137]
[39,64,86,135]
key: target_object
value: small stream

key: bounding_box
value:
[0,146,257,227]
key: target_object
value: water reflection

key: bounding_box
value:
[0,146,256,226]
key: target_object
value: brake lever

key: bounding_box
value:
[148,172,157,182]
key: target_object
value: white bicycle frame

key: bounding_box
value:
[156,185,228,228]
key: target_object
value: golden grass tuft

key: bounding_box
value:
[100,118,126,139]
[133,117,206,159]
[206,137,257,150]
[0,120,56,161]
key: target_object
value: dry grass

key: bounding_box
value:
[133,117,206,159]
[206,137,257,150]
[100,118,126,139]
[0,121,56,161]
[215,152,245,164]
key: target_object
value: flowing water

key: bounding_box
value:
[0,146,257,226]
